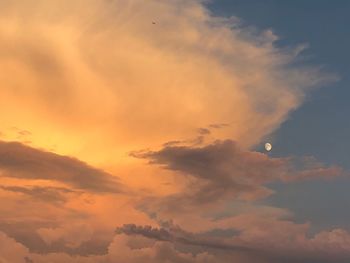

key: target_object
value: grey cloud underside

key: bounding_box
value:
[133,140,343,207]
[196,128,211,135]
[0,141,124,255]
[116,224,350,263]
[130,136,347,262]
[134,140,286,201]
[0,141,124,193]
[134,140,284,182]
[0,220,112,256]
[208,123,230,129]
[115,223,252,252]
[0,185,79,204]
[24,257,34,263]
[132,140,284,210]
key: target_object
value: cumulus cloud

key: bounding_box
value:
[114,222,350,263]
[0,0,336,167]
[0,0,344,262]
[0,141,129,256]
[0,220,113,256]
[38,223,94,249]
[3,222,350,263]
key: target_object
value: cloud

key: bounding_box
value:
[0,185,78,204]
[114,221,350,263]
[133,140,342,212]
[197,128,211,135]
[0,0,336,167]
[24,257,34,263]
[0,231,30,263]
[0,220,113,256]
[3,221,350,263]
[0,0,344,262]
[208,123,230,129]
[0,141,124,193]
[0,140,130,255]
[38,223,94,249]
[115,223,251,252]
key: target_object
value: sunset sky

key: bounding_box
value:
[0,1,350,262]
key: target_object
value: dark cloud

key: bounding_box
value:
[0,141,124,193]
[0,220,57,254]
[116,223,350,263]
[24,257,34,263]
[0,220,112,256]
[133,140,286,205]
[116,224,172,242]
[161,136,205,148]
[197,128,211,135]
[11,128,32,137]
[134,140,285,183]
[0,185,79,204]
[162,140,183,147]
[208,123,229,129]
[132,140,343,216]
[115,223,251,252]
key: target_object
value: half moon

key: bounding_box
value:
[265,143,272,151]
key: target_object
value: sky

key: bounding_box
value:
[0,1,349,262]
[208,0,350,235]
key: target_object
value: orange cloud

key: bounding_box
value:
[0,0,336,168]
[0,0,345,262]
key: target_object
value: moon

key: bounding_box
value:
[265,143,272,152]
